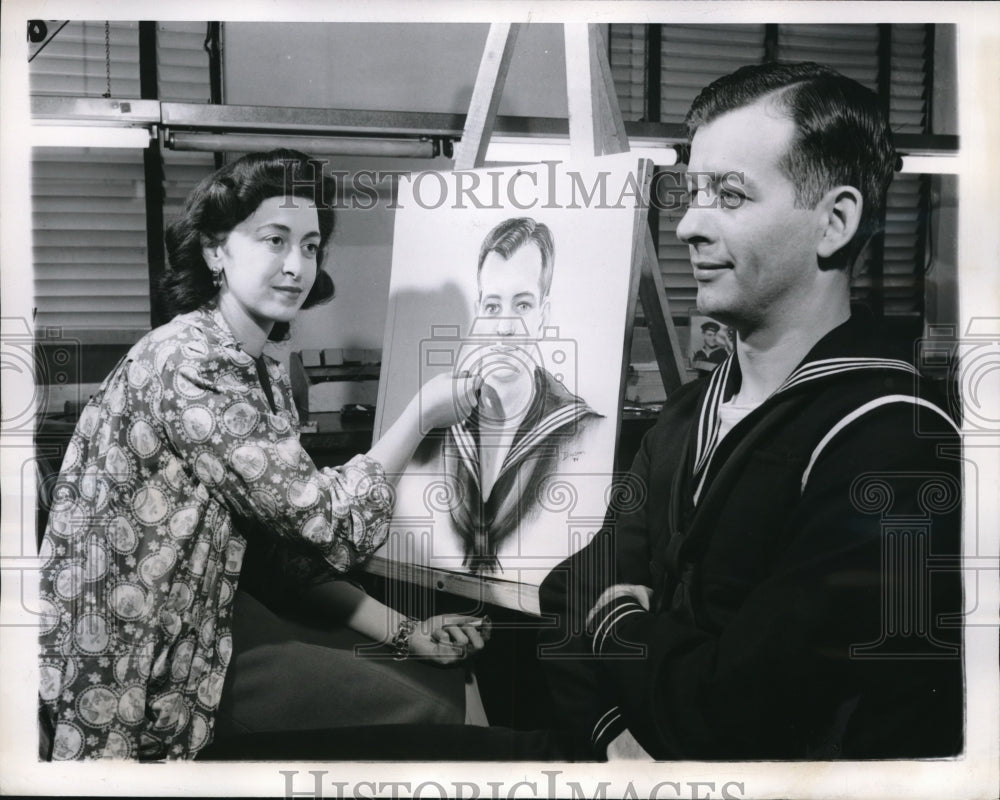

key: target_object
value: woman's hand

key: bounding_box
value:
[367,371,481,481]
[408,614,492,665]
[417,371,483,432]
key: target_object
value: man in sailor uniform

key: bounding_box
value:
[538,63,963,761]
[691,320,729,375]
[439,217,602,574]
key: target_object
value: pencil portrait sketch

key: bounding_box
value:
[374,156,648,591]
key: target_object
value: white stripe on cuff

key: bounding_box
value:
[592,707,623,746]
[593,603,645,655]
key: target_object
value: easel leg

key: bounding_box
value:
[453,23,521,171]
[640,231,688,391]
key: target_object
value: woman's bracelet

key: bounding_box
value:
[389,617,417,660]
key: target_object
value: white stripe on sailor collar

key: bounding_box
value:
[449,423,481,488]
[448,401,590,492]
[691,356,920,506]
[503,402,591,472]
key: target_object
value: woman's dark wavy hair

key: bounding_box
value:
[686,61,897,272]
[160,149,336,341]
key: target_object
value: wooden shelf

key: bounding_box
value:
[302,364,381,383]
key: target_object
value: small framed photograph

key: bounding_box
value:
[688,310,735,375]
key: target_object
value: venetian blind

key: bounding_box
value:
[157,22,218,234]
[780,24,930,316]
[608,25,648,122]
[30,21,148,332]
[882,24,931,316]
[608,23,931,319]
[30,21,216,336]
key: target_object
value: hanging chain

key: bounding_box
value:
[103,21,111,98]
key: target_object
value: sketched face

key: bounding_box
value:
[472,243,551,385]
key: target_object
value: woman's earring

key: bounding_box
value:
[210,268,222,288]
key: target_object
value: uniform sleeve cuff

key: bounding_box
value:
[588,596,648,656]
[591,706,627,759]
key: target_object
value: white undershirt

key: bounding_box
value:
[716,397,758,443]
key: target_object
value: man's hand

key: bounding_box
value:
[606,728,654,760]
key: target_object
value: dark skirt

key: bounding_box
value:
[201,591,579,760]
[212,590,466,738]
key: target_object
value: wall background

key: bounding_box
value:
[224,24,576,405]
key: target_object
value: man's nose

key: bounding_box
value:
[496,316,518,336]
[676,202,711,245]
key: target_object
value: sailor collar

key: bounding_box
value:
[691,314,920,504]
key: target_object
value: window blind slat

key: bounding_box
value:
[36,314,153,329]
[32,249,152,265]
[35,281,152,298]
[32,197,145,214]
[27,74,142,98]
[34,264,152,279]
[658,25,766,44]
[34,230,148,244]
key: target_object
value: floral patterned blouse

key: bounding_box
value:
[38,305,392,760]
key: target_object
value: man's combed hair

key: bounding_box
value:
[686,61,897,270]
[478,217,556,297]
[160,149,337,341]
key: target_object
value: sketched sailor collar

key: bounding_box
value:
[448,366,599,489]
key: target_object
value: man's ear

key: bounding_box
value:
[816,186,863,260]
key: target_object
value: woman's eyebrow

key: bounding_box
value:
[255,223,321,239]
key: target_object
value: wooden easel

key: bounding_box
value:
[367,24,686,616]
[453,23,687,393]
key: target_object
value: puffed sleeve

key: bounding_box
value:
[149,334,392,575]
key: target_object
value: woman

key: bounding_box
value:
[38,149,485,761]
